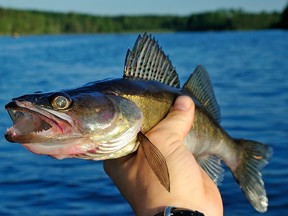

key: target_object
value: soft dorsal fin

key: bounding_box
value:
[183,65,221,123]
[123,33,180,88]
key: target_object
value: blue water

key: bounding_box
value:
[0,31,287,215]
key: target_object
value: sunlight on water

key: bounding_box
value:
[0,31,287,216]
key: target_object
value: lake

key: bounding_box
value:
[0,30,287,215]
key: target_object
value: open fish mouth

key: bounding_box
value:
[5,101,73,143]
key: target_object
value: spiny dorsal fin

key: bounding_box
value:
[124,33,180,88]
[183,65,221,123]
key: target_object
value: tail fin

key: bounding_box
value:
[232,139,272,213]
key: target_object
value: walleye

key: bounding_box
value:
[5,34,272,212]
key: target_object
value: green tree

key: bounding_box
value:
[0,7,283,35]
[280,4,288,29]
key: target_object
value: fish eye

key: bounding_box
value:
[51,93,72,110]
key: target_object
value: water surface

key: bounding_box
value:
[0,31,287,215]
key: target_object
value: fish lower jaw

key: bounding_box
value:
[5,108,80,143]
[20,132,139,161]
[5,124,67,144]
[21,137,90,157]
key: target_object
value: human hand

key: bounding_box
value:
[103,96,223,216]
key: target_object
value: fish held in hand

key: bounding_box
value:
[5,33,272,212]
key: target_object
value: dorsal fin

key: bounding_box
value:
[183,65,221,123]
[123,33,180,88]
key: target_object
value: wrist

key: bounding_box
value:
[154,206,205,216]
[131,196,204,216]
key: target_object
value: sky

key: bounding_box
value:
[0,0,287,16]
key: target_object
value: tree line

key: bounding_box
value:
[0,5,287,35]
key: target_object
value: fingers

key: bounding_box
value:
[146,96,195,154]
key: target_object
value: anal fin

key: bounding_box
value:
[197,155,225,186]
[138,132,170,192]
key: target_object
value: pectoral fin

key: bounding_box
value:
[138,132,170,192]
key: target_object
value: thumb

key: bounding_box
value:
[146,96,195,154]
[167,95,195,138]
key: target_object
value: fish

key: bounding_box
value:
[4,33,272,213]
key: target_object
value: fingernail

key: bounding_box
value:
[173,96,193,111]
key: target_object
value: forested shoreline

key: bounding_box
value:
[0,6,287,35]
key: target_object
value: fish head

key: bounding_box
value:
[5,90,143,160]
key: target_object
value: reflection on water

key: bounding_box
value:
[0,31,287,215]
